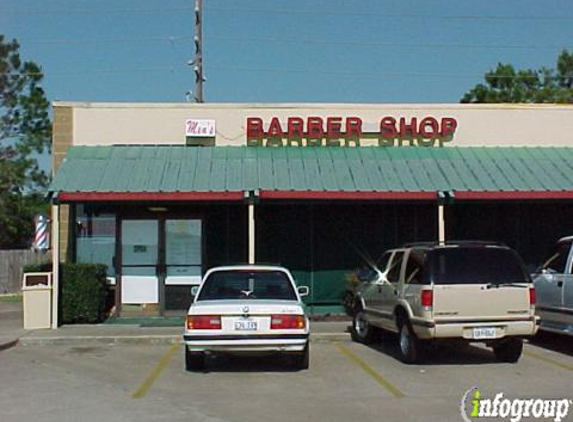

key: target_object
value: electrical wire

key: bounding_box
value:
[2,66,570,81]
[1,5,572,21]
[15,34,572,51]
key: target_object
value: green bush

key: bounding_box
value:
[61,263,107,324]
[22,262,52,273]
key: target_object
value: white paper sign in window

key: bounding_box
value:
[185,119,216,137]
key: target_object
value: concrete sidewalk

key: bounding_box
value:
[0,301,351,349]
[0,301,28,351]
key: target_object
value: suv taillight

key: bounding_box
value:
[186,315,221,330]
[529,287,536,306]
[421,290,433,307]
[270,314,306,329]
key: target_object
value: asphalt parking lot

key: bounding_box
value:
[0,333,572,422]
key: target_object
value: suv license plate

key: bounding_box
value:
[235,320,258,331]
[473,327,496,339]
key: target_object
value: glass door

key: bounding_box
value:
[121,220,159,304]
[164,219,202,310]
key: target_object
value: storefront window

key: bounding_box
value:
[75,205,116,277]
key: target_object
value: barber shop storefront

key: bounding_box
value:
[49,102,573,317]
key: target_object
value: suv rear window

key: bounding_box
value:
[197,270,297,301]
[427,247,529,285]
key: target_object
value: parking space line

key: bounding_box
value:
[132,344,179,399]
[334,342,405,398]
[524,349,573,372]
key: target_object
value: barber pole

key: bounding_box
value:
[33,215,49,250]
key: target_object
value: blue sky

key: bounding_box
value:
[2,0,573,104]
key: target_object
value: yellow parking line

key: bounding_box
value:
[132,344,179,399]
[335,342,405,398]
[524,349,573,371]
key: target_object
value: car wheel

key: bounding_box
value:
[352,309,377,344]
[493,338,523,363]
[185,349,205,371]
[293,343,310,370]
[398,320,423,364]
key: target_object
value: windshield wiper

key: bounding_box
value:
[486,282,529,289]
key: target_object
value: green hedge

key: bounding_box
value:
[23,262,53,273]
[23,262,108,324]
[61,264,108,324]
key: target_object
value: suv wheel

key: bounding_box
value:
[493,338,523,363]
[398,320,423,364]
[352,309,377,344]
[185,349,205,371]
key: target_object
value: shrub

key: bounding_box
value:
[61,263,107,324]
[22,262,52,273]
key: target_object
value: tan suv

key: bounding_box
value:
[352,241,539,363]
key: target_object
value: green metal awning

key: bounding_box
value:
[50,145,573,202]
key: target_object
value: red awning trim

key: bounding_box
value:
[57,192,244,202]
[454,191,573,200]
[259,190,437,201]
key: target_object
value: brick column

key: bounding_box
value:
[52,106,73,263]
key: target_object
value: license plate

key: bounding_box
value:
[234,320,258,331]
[473,327,496,339]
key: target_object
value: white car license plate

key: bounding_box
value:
[473,327,496,339]
[234,320,258,331]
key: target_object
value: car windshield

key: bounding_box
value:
[428,247,529,285]
[197,270,297,301]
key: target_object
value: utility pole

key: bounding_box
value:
[194,0,204,102]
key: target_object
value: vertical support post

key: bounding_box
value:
[438,203,446,244]
[51,204,60,329]
[309,204,314,315]
[194,0,204,103]
[248,201,255,264]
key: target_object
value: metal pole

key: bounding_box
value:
[51,204,60,329]
[194,0,204,102]
[438,204,446,244]
[248,201,255,264]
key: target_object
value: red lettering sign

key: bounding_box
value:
[307,116,324,139]
[246,117,264,139]
[380,117,398,139]
[346,117,363,139]
[288,117,304,138]
[267,117,283,138]
[245,115,457,147]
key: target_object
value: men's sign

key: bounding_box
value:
[186,119,216,138]
[246,116,457,147]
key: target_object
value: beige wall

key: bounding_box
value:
[54,102,573,148]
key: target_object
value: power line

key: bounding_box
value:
[208,36,572,51]
[205,6,573,21]
[0,6,195,15]
[1,67,193,76]
[14,34,572,51]
[18,35,194,45]
[2,5,573,21]
[2,66,570,81]
[208,66,572,81]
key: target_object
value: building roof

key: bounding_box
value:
[50,145,573,202]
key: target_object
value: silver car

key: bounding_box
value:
[532,236,573,336]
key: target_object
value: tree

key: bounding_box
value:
[461,49,573,103]
[0,35,51,249]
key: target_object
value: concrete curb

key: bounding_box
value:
[18,332,351,347]
[0,338,19,351]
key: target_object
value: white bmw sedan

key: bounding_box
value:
[183,265,310,371]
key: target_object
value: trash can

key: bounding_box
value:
[22,272,52,329]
